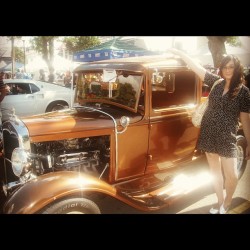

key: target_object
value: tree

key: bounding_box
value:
[7,36,22,77]
[62,36,100,55]
[206,36,240,68]
[15,47,24,64]
[31,36,58,72]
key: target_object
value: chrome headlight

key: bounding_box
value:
[11,148,29,177]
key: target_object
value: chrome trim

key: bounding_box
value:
[2,172,37,195]
[2,118,31,189]
[2,117,31,152]
[99,163,109,179]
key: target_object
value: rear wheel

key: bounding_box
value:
[46,101,68,112]
[236,135,247,179]
[41,197,101,214]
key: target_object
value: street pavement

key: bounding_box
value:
[98,158,250,214]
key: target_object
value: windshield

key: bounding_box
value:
[74,70,143,111]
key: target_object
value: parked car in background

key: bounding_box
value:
[1,79,74,121]
[0,55,247,214]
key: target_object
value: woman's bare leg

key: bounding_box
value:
[221,157,238,209]
[206,152,224,208]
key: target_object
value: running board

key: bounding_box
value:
[115,157,212,210]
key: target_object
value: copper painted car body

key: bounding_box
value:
[1,55,247,214]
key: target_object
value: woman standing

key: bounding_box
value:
[169,49,250,214]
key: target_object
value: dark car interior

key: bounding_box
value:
[7,83,34,95]
[151,71,196,109]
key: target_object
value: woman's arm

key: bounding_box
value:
[168,48,207,81]
[240,112,250,160]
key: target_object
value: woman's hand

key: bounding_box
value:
[167,48,206,81]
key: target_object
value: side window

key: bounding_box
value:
[16,83,31,94]
[6,83,31,95]
[151,70,196,109]
[30,83,40,93]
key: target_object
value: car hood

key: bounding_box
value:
[19,107,142,139]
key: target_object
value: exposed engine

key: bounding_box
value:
[1,118,112,196]
[30,136,110,179]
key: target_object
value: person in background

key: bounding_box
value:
[16,69,24,79]
[39,69,46,82]
[48,68,55,83]
[0,72,10,125]
[23,71,29,79]
[169,48,250,214]
[64,71,72,88]
[5,73,11,79]
[245,68,250,89]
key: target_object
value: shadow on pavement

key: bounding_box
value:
[227,197,250,214]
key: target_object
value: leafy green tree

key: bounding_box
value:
[206,36,241,68]
[31,36,58,72]
[15,47,24,63]
[63,36,100,54]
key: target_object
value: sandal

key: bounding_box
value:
[219,204,229,214]
[209,207,219,214]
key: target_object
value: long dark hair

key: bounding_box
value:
[218,55,244,99]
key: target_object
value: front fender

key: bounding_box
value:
[3,171,116,214]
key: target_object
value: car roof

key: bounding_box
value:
[74,54,187,73]
[3,79,69,89]
[4,79,39,84]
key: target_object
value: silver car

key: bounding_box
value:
[1,79,74,121]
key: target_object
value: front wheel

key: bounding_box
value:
[236,135,247,179]
[40,197,101,214]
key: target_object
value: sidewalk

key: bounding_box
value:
[174,160,250,214]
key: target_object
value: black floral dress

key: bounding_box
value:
[197,71,250,158]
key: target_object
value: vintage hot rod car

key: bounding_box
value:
[0,54,247,214]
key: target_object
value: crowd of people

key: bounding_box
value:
[1,69,33,80]
[39,68,72,87]
[15,69,33,79]
[1,68,73,87]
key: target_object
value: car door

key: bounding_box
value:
[1,82,39,120]
[146,68,200,174]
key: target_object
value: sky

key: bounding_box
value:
[4,36,250,68]
[142,36,197,53]
[10,36,250,53]
[17,36,198,53]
